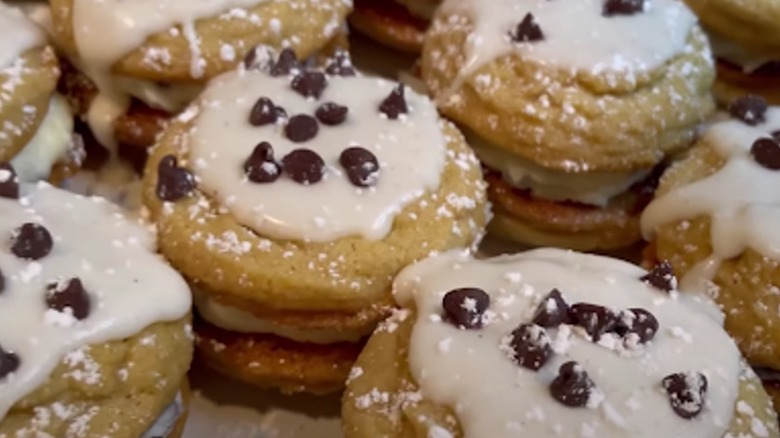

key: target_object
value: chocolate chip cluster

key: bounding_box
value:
[0,163,93,382]
[437,263,709,419]
[728,95,780,170]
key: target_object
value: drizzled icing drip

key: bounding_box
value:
[0,182,191,419]
[436,0,695,78]
[186,65,447,242]
[0,4,43,69]
[394,249,740,438]
[641,107,780,290]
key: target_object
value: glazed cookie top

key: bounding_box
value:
[0,3,43,67]
[394,249,743,437]
[0,170,191,419]
[437,0,696,79]
[642,97,780,284]
[166,48,447,242]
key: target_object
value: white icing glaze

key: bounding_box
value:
[395,249,741,438]
[11,95,74,182]
[641,108,780,290]
[0,183,191,419]
[438,0,696,78]
[468,133,649,206]
[194,293,369,344]
[707,30,778,74]
[189,69,447,242]
[0,3,43,69]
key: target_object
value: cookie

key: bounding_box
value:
[0,4,81,183]
[0,179,193,437]
[142,49,488,393]
[642,97,780,409]
[343,249,780,438]
[350,0,440,54]
[421,0,715,251]
[49,0,352,152]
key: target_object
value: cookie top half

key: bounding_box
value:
[0,176,192,420]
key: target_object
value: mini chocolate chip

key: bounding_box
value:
[315,102,349,125]
[284,114,319,143]
[509,13,544,43]
[569,303,617,341]
[325,50,355,76]
[10,223,53,260]
[603,0,645,16]
[156,155,196,202]
[244,142,281,183]
[533,288,571,328]
[378,84,408,119]
[550,361,597,408]
[773,130,780,142]
[508,323,553,371]
[442,288,490,329]
[662,372,708,419]
[0,268,4,293]
[0,344,19,380]
[248,97,281,126]
[0,163,19,199]
[291,71,327,99]
[340,147,380,187]
[270,48,299,76]
[615,308,659,344]
[243,46,259,69]
[729,95,767,126]
[641,261,677,292]
[281,149,325,184]
[46,278,91,320]
[751,138,780,170]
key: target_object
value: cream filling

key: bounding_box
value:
[469,134,649,206]
[394,0,439,21]
[194,293,369,345]
[142,391,184,438]
[707,29,778,74]
[11,94,74,182]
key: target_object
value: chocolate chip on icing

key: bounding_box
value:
[269,48,299,76]
[315,102,349,126]
[616,308,659,344]
[10,223,53,260]
[281,149,325,184]
[248,97,281,126]
[550,361,597,408]
[244,142,281,183]
[46,278,91,320]
[291,71,327,99]
[0,162,19,199]
[602,0,645,16]
[508,323,553,371]
[533,288,571,328]
[442,288,490,329]
[324,50,355,76]
[662,372,708,419]
[378,84,408,119]
[0,344,19,380]
[285,114,319,143]
[751,138,780,170]
[156,155,196,202]
[340,147,380,187]
[509,13,544,43]
[729,95,767,126]
[0,268,4,294]
[641,261,677,292]
[569,303,617,341]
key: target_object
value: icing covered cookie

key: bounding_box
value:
[642,96,780,411]
[0,175,192,438]
[0,4,80,184]
[683,0,780,104]
[343,248,780,438]
[421,0,715,251]
[142,49,488,394]
[49,0,352,152]
[350,0,441,54]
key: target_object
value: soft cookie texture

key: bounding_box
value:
[684,0,780,55]
[349,0,437,54]
[343,249,780,438]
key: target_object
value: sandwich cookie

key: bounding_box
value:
[349,0,440,54]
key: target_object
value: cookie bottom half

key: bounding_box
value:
[715,60,780,105]
[349,0,428,54]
